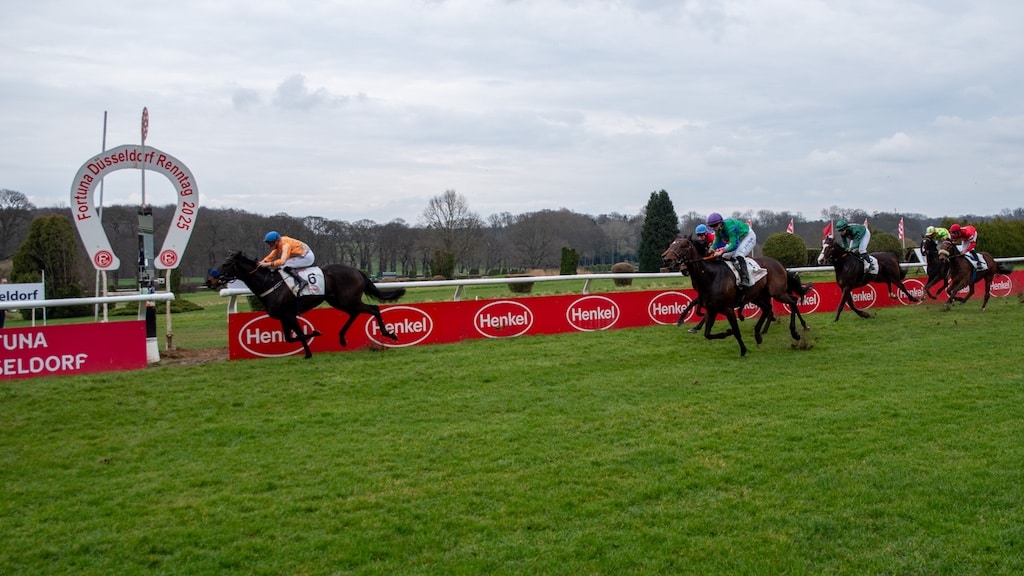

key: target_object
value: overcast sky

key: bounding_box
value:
[2,0,1022,227]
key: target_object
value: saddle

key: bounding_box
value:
[724,257,767,288]
[277,266,325,297]
[965,253,987,271]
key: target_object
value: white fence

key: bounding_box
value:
[218,256,1023,312]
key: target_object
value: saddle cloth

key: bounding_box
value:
[726,257,768,288]
[966,253,988,271]
[279,266,325,297]
[863,255,878,275]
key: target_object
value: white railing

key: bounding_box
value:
[217,256,1023,312]
[0,293,175,326]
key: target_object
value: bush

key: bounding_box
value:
[506,274,534,293]
[867,231,902,259]
[762,232,809,267]
[559,247,580,275]
[610,262,635,287]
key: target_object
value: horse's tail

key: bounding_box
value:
[996,262,1014,275]
[362,271,406,302]
[899,265,908,280]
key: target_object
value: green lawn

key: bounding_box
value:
[2,295,1023,574]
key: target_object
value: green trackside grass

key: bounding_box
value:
[2,295,1024,574]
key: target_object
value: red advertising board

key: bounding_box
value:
[227,272,1024,360]
[1,321,148,381]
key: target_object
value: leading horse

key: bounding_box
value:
[206,252,406,359]
[662,236,808,357]
[816,236,918,321]
[936,241,1011,311]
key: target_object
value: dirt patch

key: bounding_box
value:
[152,346,229,367]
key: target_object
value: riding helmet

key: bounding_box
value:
[925,225,935,236]
[949,223,961,234]
[264,230,281,243]
[707,212,723,227]
[695,224,709,234]
[835,219,849,231]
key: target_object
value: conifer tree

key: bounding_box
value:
[637,190,680,272]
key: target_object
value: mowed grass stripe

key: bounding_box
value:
[2,297,1023,575]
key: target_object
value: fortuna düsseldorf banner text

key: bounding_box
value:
[1,321,148,380]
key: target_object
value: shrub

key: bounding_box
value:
[506,274,534,293]
[610,262,635,287]
[762,232,808,267]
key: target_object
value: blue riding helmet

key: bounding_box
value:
[707,212,723,227]
[264,231,281,243]
[695,224,710,234]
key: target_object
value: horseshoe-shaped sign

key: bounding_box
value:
[70,144,198,270]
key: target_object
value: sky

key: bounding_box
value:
[2,0,1023,227]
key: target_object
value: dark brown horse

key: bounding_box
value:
[918,236,949,299]
[816,236,918,321]
[206,251,406,358]
[936,241,1011,311]
[664,237,811,334]
[662,236,807,357]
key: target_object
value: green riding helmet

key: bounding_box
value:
[835,219,849,231]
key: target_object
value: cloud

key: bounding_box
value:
[272,74,340,111]
[868,132,926,162]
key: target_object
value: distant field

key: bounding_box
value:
[2,295,1023,574]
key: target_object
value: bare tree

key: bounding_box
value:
[0,189,35,260]
[421,190,483,269]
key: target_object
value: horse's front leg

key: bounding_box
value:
[280,318,316,359]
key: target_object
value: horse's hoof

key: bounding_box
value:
[687,327,698,334]
[386,332,399,341]
[311,330,322,337]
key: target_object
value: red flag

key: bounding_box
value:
[898,218,904,239]
[822,221,833,239]
[786,219,794,234]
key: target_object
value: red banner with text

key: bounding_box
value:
[227,272,1023,360]
[1,321,148,381]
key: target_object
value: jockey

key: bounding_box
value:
[835,219,871,269]
[707,212,756,287]
[949,223,982,269]
[259,230,315,292]
[694,223,715,251]
[923,225,950,242]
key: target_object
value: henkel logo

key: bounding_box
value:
[991,275,1013,297]
[238,314,316,357]
[850,285,877,308]
[474,300,534,338]
[897,278,925,306]
[566,295,619,331]
[647,291,695,325]
[369,306,433,347]
[787,286,821,315]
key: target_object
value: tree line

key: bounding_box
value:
[3,187,1024,298]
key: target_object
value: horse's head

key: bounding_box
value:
[816,236,837,265]
[205,251,259,289]
[662,236,701,271]
[937,240,958,260]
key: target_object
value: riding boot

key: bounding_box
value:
[859,253,872,273]
[284,266,307,294]
[735,257,750,288]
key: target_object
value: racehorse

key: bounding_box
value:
[661,236,808,357]
[918,236,949,299]
[206,251,406,359]
[936,240,1010,311]
[664,237,811,334]
[816,236,918,321]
